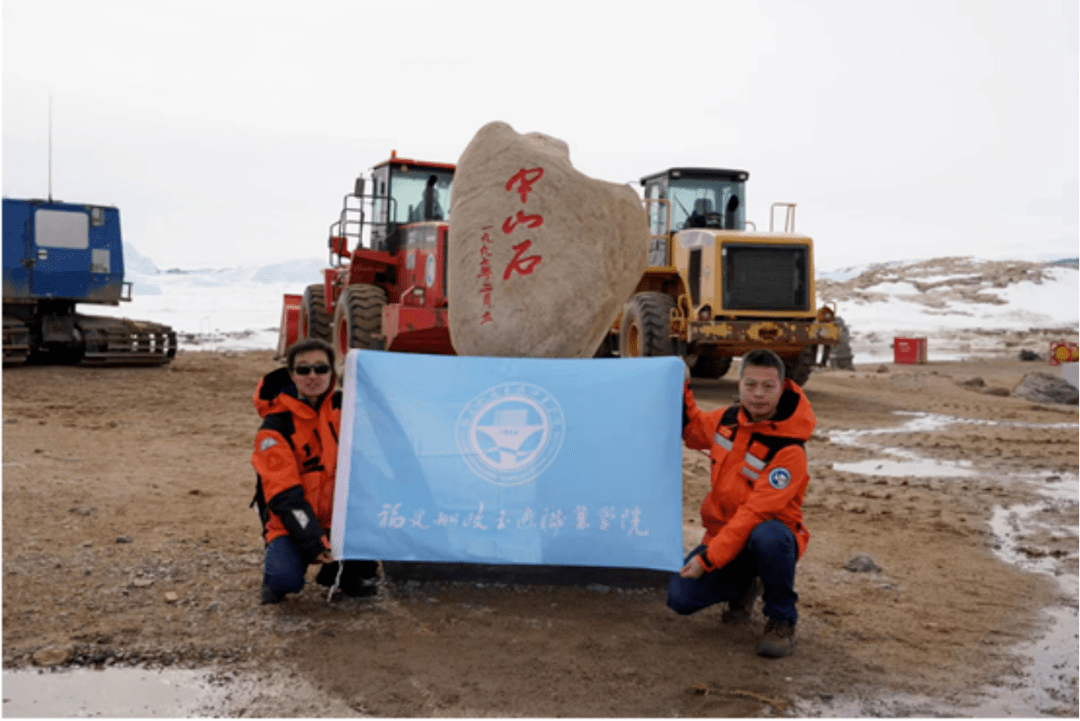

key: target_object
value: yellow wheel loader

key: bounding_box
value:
[604,167,847,385]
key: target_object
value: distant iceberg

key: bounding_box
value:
[123,243,161,276]
[250,259,325,284]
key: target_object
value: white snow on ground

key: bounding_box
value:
[86,258,327,352]
[84,253,1079,362]
[849,267,1080,331]
[997,268,1079,319]
[817,258,1078,362]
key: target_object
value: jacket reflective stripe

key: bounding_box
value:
[716,421,768,481]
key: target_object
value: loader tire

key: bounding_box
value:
[300,284,331,342]
[619,292,675,358]
[785,346,817,387]
[828,316,855,369]
[333,284,387,365]
[691,353,732,379]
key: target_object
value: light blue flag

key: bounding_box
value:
[330,350,684,572]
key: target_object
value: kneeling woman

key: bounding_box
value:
[251,338,378,603]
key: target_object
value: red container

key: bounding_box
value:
[894,337,927,364]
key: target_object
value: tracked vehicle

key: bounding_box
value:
[3,198,176,366]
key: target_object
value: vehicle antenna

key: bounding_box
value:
[48,95,53,202]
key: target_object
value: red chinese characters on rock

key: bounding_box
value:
[501,210,543,234]
[501,168,544,282]
[476,167,547,327]
[477,226,494,325]
[503,240,542,281]
[505,167,544,203]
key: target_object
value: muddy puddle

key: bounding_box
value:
[2,666,216,717]
[798,412,1079,716]
[1,665,353,718]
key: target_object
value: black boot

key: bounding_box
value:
[318,560,380,597]
[260,584,283,605]
[722,576,763,624]
[338,560,380,598]
[315,561,341,587]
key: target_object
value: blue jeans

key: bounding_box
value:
[263,535,380,599]
[263,535,309,598]
[667,519,799,624]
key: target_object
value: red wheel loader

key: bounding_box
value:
[276,152,456,362]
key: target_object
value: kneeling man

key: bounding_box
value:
[668,348,815,658]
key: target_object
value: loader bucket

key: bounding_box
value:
[275,294,302,360]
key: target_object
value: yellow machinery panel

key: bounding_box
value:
[672,229,820,320]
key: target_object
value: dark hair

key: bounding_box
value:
[286,338,335,372]
[740,348,786,383]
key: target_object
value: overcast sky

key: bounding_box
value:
[3,0,1077,271]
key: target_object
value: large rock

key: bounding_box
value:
[448,121,648,357]
[1011,372,1079,405]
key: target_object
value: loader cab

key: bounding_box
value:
[370,153,455,253]
[640,167,748,267]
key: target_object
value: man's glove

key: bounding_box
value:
[267,486,326,563]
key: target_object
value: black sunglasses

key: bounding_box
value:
[293,363,331,376]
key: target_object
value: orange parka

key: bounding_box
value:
[682,378,815,572]
[251,367,340,561]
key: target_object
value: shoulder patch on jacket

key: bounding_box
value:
[768,467,792,490]
[260,445,292,472]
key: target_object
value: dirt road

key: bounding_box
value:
[2,351,1077,716]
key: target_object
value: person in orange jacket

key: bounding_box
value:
[668,348,815,658]
[251,338,378,604]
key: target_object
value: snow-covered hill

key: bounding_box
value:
[818,257,1078,362]
[92,250,1079,362]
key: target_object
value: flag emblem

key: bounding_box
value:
[455,382,565,487]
